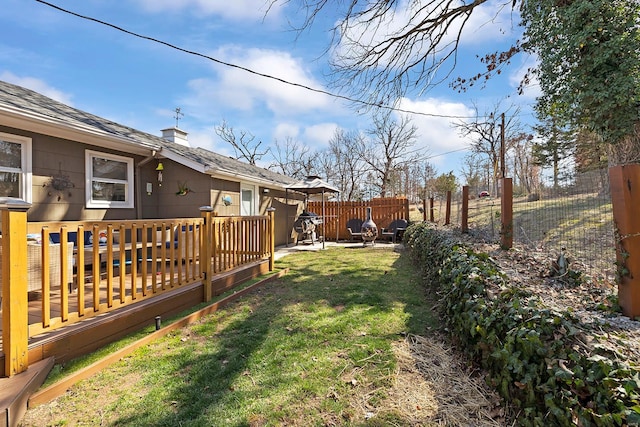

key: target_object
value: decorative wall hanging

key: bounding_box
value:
[44,162,75,201]
[222,195,232,206]
[176,181,191,196]
[156,162,164,186]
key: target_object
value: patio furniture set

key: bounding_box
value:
[346,217,407,244]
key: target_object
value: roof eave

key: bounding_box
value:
[0,105,161,156]
[205,167,290,189]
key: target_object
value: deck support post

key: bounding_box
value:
[1,197,31,377]
[267,208,276,271]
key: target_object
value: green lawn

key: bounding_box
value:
[23,246,440,426]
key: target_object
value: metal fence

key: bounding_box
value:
[451,169,616,284]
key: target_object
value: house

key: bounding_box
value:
[0,80,303,246]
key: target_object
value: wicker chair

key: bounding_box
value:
[0,239,74,295]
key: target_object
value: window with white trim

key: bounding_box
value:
[0,132,32,202]
[85,150,134,208]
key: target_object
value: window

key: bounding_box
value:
[0,132,32,201]
[241,184,255,216]
[86,150,134,208]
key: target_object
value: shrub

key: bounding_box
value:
[404,222,640,426]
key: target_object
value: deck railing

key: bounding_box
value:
[0,201,275,377]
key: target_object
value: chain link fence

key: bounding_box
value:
[443,169,616,284]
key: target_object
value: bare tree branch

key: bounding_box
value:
[275,0,514,106]
[214,120,269,165]
[268,137,319,179]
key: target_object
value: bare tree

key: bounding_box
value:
[268,136,318,179]
[459,154,484,195]
[214,120,269,165]
[456,102,522,196]
[319,129,368,201]
[510,132,538,195]
[364,111,421,197]
[410,161,437,201]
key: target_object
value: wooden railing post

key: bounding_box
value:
[200,206,213,302]
[1,197,31,377]
[267,208,276,271]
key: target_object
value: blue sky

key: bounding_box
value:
[1,0,539,177]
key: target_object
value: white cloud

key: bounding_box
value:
[134,0,283,22]
[302,123,338,148]
[271,121,337,148]
[182,47,334,119]
[396,97,474,168]
[0,72,74,105]
[273,123,300,141]
[187,127,235,156]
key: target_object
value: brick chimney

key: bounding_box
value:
[161,127,189,147]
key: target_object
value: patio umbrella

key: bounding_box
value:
[285,176,340,249]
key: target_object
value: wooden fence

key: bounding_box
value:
[0,203,275,377]
[307,198,410,241]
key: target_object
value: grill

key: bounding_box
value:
[293,210,322,244]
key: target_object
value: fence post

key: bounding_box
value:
[429,197,434,222]
[403,198,410,222]
[500,178,513,249]
[444,191,452,225]
[609,165,640,318]
[268,208,276,271]
[200,206,213,302]
[461,186,469,233]
[1,197,31,377]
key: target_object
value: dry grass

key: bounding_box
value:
[372,335,505,427]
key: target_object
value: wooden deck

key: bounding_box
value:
[0,258,272,427]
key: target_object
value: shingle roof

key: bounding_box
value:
[0,80,297,188]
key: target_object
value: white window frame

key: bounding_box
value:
[0,132,32,202]
[240,183,257,216]
[85,150,134,209]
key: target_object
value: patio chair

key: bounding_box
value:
[0,236,74,298]
[381,219,408,243]
[346,218,364,242]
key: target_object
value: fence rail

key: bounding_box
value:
[1,209,275,376]
[450,174,616,283]
[307,198,410,241]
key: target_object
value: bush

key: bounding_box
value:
[404,222,640,426]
